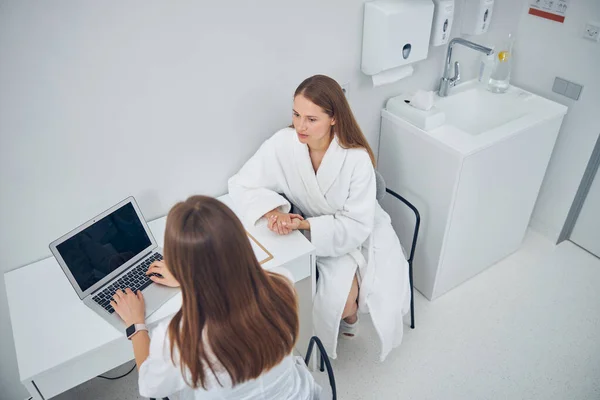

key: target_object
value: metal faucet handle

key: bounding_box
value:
[451,61,461,86]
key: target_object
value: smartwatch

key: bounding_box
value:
[126,323,148,340]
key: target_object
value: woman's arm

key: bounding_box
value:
[110,289,150,368]
[112,290,187,397]
[131,331,151,369]
[137,321,188,398]
[228,133,291,225]
[296,219,310,231]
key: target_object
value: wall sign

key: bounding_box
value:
[528,0,569,23]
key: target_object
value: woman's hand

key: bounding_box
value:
[111,288,145,326]
[146,260,180,287]
[266,211,304,235]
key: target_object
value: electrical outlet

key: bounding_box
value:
[583,21,600,42]
[341,83,349,97]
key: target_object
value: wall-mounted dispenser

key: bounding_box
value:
[362,0,434,85]
[430,0,455,46]
[462,0,494,35]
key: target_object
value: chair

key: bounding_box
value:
[305,336,337,400]
[375,170,420,329]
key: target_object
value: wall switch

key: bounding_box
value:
[583,21,600,42]
[553,77,583,101]
[552,77,568,95]
[565,81,583,100]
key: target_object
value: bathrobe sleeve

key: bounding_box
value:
[228,133,291,225]
[307,153,376,258]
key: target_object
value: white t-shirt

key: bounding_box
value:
[138,269,321,400]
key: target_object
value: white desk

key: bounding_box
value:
[5,195,316,400]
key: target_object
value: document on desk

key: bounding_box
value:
[247,232,273,264]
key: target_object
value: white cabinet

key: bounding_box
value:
[378,86,566,300]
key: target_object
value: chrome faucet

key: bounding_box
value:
[438,38,494,97]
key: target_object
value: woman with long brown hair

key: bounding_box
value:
[229,75,411,362]
[111,195,321,399]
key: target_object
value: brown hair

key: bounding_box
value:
[164,196,298,389]
[294,74,376,167]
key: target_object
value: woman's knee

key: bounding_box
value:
[342,299,357,318]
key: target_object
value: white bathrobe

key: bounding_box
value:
[228,128,411,361]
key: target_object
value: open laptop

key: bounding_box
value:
[49,197,179,332]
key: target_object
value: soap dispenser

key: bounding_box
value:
[462,0,495,36]
[430,0,455,46]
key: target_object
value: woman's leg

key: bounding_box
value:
[341,275,359,323]
[313,255,358,355]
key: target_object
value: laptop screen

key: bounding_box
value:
[55,202,152,292]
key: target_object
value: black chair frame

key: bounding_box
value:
[385,188,420,329]
[305,335,337,400]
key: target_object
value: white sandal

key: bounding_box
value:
[339,315,359,338]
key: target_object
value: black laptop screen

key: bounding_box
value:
[56,202,152,292]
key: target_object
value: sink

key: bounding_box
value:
[382,80,567,154]
[382,80,569,155]
[435,81,530,135]
[378,80,568,300]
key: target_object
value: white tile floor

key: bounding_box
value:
[54,231,600,400]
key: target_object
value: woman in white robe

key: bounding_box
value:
[228,75,411,361]
[111,196,320,399]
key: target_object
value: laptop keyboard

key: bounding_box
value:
[92,252,163,314]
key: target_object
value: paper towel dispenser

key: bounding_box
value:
[361,0,435,76]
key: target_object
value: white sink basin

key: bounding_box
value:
[382,80,568,155]
[383,80,567,155]
[435,82,530,135]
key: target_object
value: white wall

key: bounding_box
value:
[511,0,600,242]
[0,1,522,398]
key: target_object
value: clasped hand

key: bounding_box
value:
[266,211,304,235]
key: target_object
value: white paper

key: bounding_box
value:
[372,65,414,87]
[410,90,435,111]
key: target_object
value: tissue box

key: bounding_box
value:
[385,94,446,131]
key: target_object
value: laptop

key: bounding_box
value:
[49,196,179,332]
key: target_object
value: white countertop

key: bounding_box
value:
[382,81,568,156]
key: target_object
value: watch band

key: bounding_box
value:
[126,323,148,340]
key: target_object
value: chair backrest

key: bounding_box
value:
[375,170,387,202]
[305,336,336,400]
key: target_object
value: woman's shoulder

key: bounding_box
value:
[343,145,373,170]
[258,127,296,151]
[270,127,296,142]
